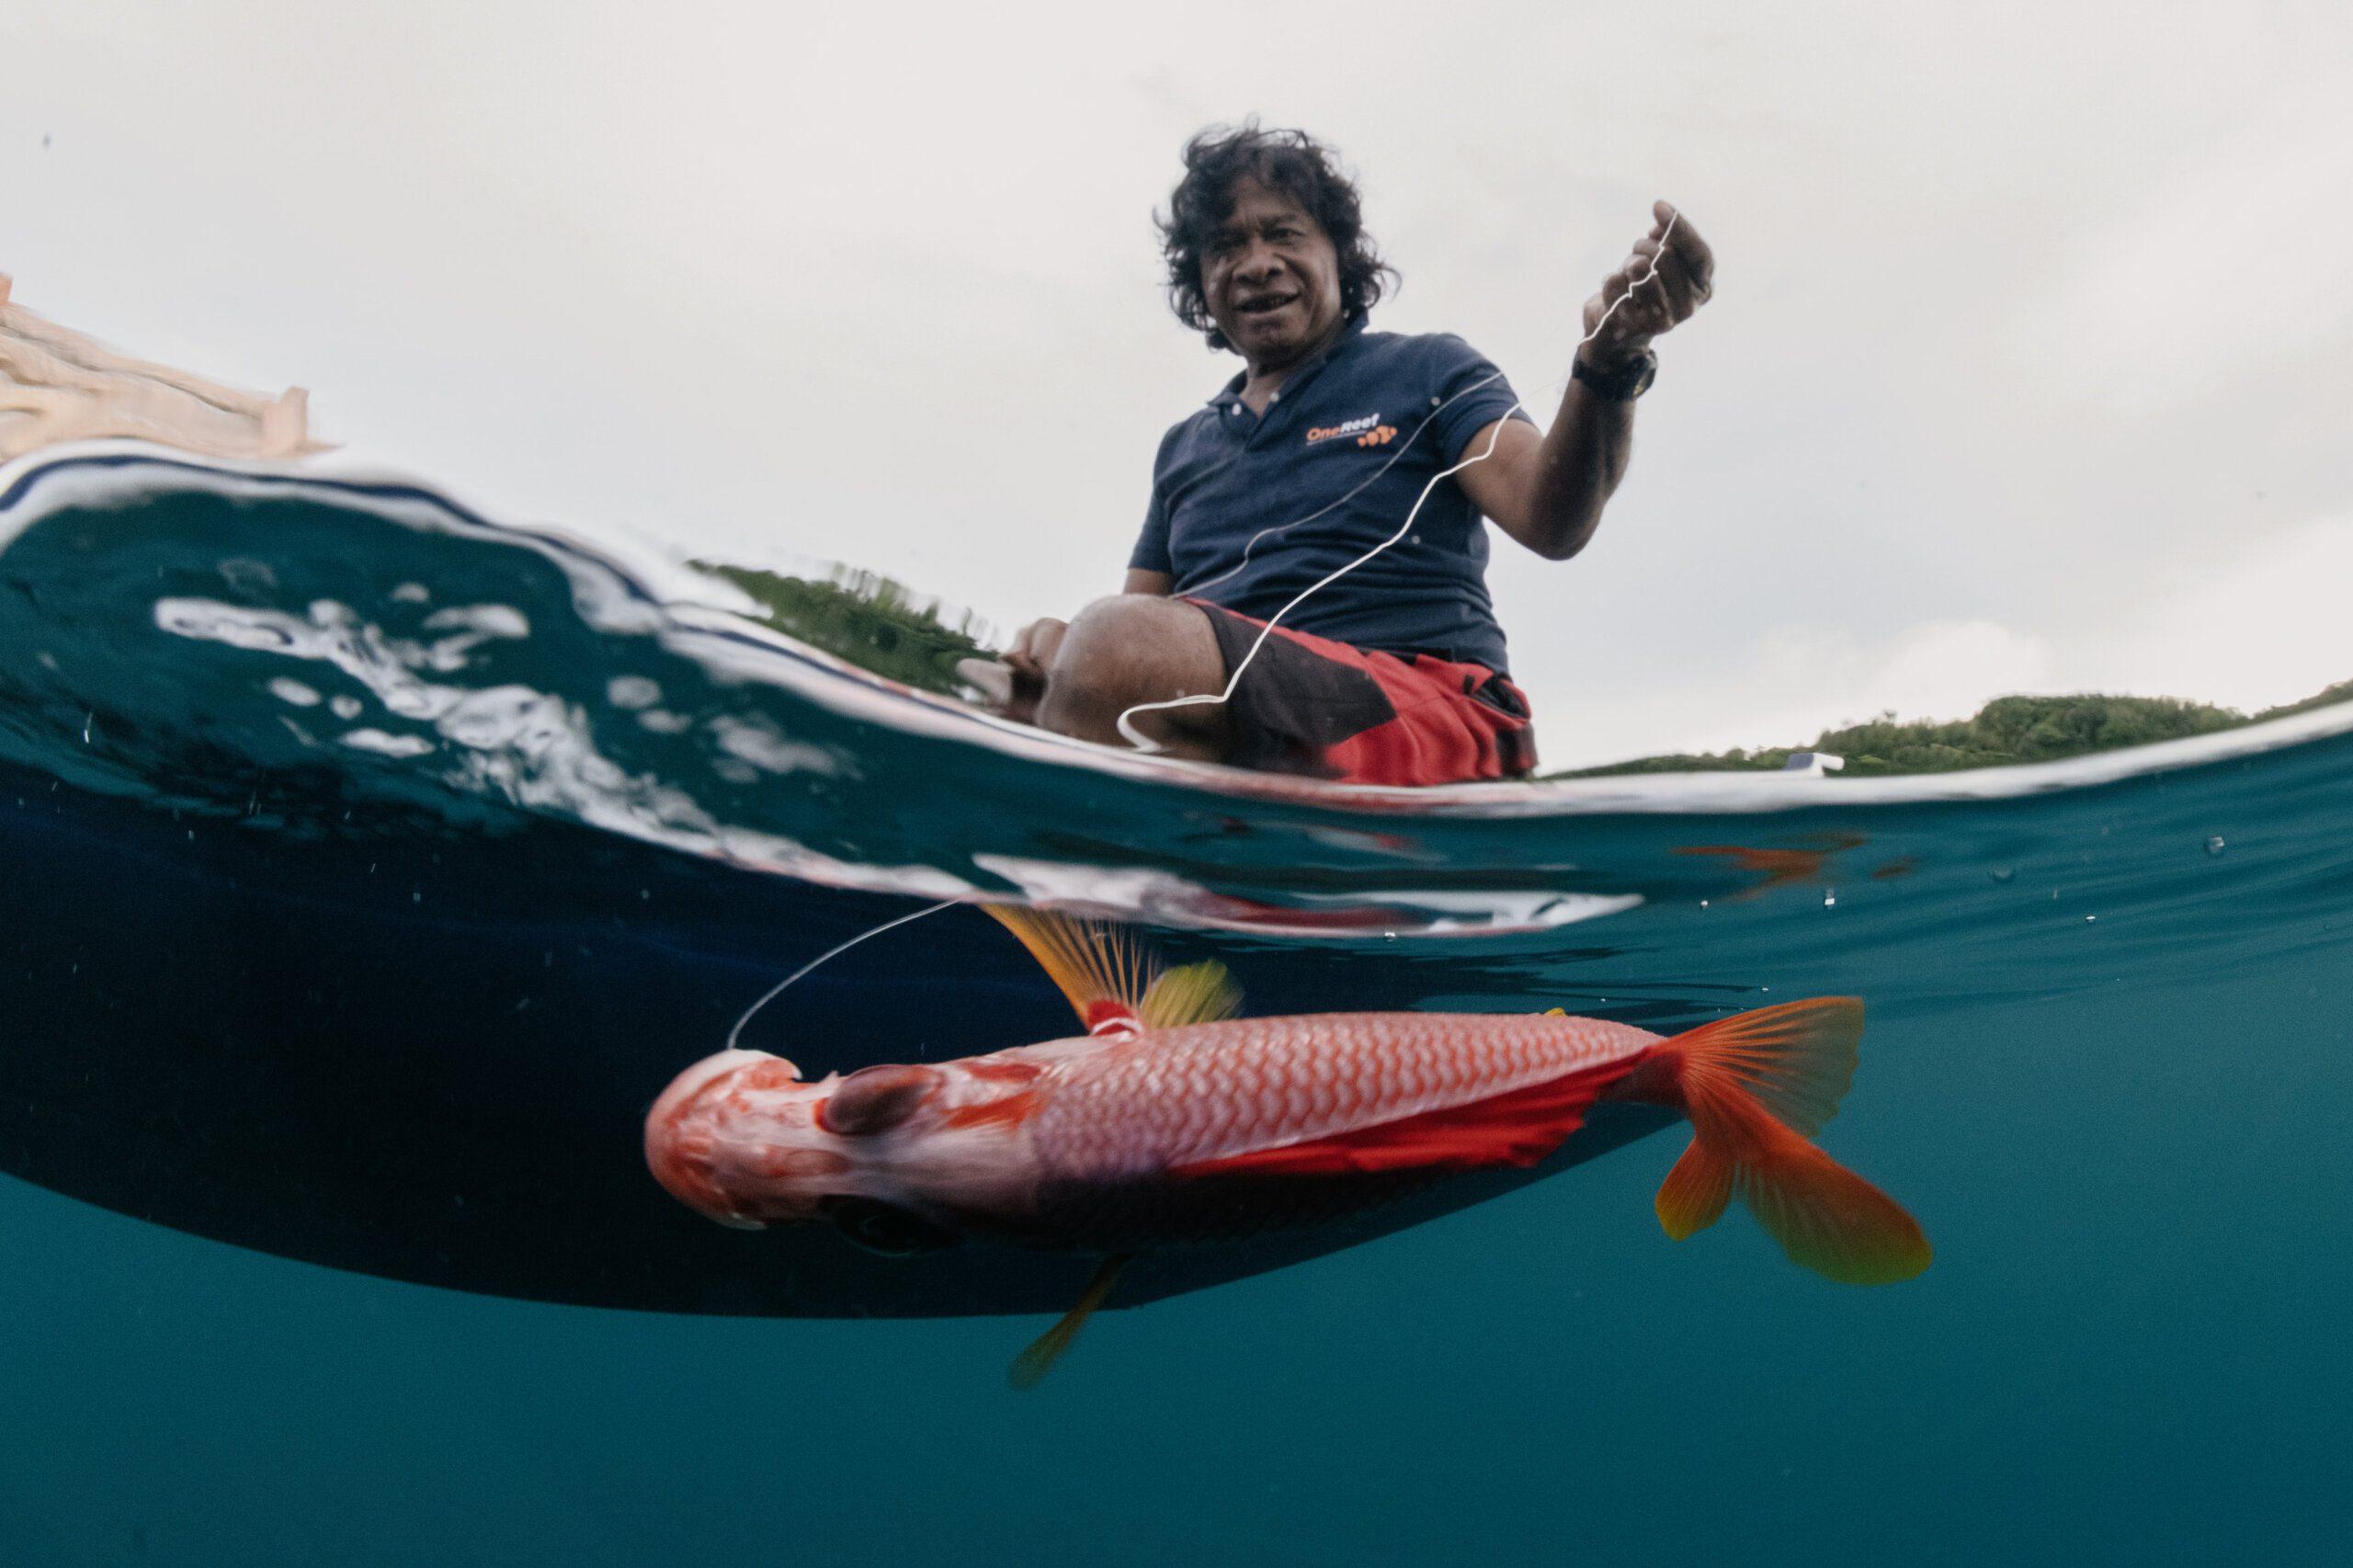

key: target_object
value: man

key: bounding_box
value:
[969,124,1713,785]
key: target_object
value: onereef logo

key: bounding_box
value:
[1305,413,1397,448]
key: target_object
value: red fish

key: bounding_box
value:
[646,908,1929,1383]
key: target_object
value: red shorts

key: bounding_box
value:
[1190,601,1539,787]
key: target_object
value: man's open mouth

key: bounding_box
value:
[1237,292,1299,317]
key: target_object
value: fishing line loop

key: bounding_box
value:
[1114,210,1683,753]
[724,897,960,1052]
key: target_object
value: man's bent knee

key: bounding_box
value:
[1037,596,1230,755]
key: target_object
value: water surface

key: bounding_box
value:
[1,449,2346,1564]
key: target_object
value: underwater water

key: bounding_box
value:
[2,449,2348,1563]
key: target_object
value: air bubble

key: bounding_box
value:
[1991,868,2014,883]
[2205,836,2226,857]
[1823,890,1836,908]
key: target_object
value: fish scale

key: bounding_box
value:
[1029,1010,1664,1176]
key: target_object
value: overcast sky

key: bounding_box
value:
[6,1,2350,767]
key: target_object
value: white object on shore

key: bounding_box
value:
[0,274,325,463]
[1782,751,1847,778]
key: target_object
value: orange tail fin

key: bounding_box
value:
[1643,998,1931,1285]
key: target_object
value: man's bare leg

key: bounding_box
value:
[1041,596,1231,759]
[962,596,1232,761]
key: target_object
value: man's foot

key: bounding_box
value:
[956,657,1015,710]
[956,597,1231,761]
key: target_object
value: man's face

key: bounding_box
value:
[1200,176,1345,371]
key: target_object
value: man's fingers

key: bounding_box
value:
[1591,265,1658,338]
[1580,288,1610,337]
[1616,240,1692,311]
[1621,207,1714,325]
[1591,240,1696,335]
[1583,201,1712,355]
[1643,246,1705,319]
[1657,204,1715,297]
[1005,616,1069,676]
[1614,256,1678,327]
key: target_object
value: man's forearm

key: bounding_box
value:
[1520,376,1635,561]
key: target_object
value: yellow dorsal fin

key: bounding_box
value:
[983,905,1155,1026]
[1140,960,1243,1029]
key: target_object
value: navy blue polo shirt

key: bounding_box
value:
[1130,318,1533,674]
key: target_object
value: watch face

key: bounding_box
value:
[1578,350,1656,400]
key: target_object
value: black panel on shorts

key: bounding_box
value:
[1196,603,1398,777]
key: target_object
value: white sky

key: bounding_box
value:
[6,0,2350,767]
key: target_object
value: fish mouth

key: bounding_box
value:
[647,1047,791,1129]
[644,1048,812,1225]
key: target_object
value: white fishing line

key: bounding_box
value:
[1114,211,1684,753]
[724,897,960,1051]
[1176,365,1509,600]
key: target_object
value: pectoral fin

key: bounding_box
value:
[1141,960,1243,1028]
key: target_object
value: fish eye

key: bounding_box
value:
[823,1197,960,1256]
[818,1063,943,1136]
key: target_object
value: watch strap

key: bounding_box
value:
[1572,348,1658,401]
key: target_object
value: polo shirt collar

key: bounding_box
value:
[1207,314,1370,411]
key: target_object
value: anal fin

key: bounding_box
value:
[1008,1254,1129,1392]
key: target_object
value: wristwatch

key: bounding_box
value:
[1572,347,1658,402]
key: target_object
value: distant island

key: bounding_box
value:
[1552,684,2353,778]
[692,558,2351,778]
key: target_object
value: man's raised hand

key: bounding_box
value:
[1579,200,1714,369]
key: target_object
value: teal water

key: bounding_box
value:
[0,450,2347,1563]
[5,961,2345,1564]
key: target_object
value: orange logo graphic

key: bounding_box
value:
[1355,425,1397,447]
[1306,413,1384,445]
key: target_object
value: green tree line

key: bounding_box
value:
[1558,682,2353,778]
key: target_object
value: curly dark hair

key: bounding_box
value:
[1158,121,1397,353]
